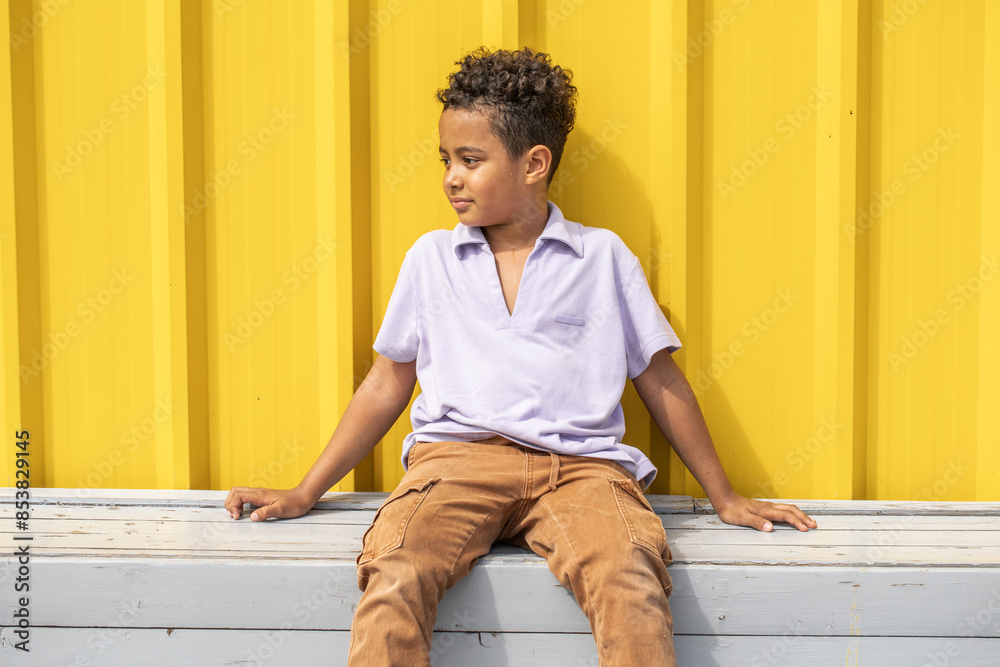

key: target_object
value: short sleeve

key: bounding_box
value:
[620,257,682,378]
[373,251,419,362]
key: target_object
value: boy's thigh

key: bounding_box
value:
[516,457,673,595]
[356,441,526,585]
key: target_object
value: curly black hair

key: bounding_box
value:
[436,47,578,184]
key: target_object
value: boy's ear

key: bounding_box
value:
[523,144,553,186]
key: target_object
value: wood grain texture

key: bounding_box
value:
[1,628,999,667]
[1,488,998,666]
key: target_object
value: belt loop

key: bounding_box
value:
[547,452,559,492]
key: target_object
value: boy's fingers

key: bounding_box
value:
[225,488,247,518]
[760,502,817,531]
[718,497,817,532]
[225,488,245,519]
[226,487,266,520]
[776,504,817,531]
[253,500,291,521]
[724,505,772,532]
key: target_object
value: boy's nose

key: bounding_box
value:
[443,167,462,189]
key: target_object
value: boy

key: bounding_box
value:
[226,47,816,666]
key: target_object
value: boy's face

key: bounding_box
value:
[438,108,535,228]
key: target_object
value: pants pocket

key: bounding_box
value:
[609,477,668,558]
[357,476,441,566]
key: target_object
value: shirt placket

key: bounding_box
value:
[479,241,541,332]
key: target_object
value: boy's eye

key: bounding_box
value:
[440,156,480,167]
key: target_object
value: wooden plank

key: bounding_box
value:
[696,497,1000,516]
[6,503,998,536]
[6,505,1000,531]
[12,487,1000,515]
[5,521,1000,565]
[0,505,380,524]
[5,540,998,567]
[670,544,1000,567]
[9,515,1000,549]
[10,488,999,515]
[3,529,997,567]
[2,487,998,660]
[1,627,998,667]
[662,514,1000,532]
[2,559,999,638]
[0,488,697,513]
[0,487,390,508]
[3,500,999,566]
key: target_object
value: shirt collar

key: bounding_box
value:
[452,201,583,259]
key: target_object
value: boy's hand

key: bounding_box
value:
[712,493,817,532]
[225,486,315,521]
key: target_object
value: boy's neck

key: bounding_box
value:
[481,194,550,252]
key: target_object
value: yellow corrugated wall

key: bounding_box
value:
[2,0,997,501]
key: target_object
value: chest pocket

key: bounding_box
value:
[545,313,589,357]
[543,292,618,353]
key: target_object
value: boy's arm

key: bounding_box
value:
[632,348,817,532]
[225,354,417,521]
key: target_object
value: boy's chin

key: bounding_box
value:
[454,211,484,227]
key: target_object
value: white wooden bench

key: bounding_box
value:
[1,488,998,665]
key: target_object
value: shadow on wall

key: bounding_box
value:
[548,126,773,499]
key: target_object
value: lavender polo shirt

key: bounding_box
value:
[373,201,682,489]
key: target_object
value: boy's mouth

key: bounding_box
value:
[449,198,473,211]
